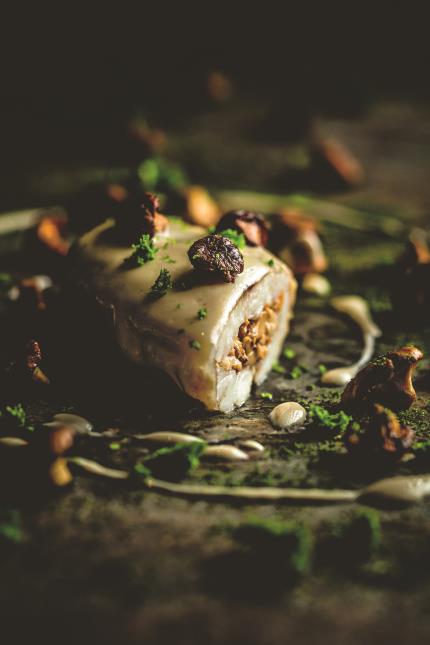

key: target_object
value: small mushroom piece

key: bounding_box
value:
[116,191,168,241]
[310,138,365,189]
[188,234,244,283]
[9,339,50,385]
[269,401,307,430]
[183,186,221,228]
[215,210,269,247]
[391,228,430,319]
[48,458,73,487]
[345,404,415,459]
[48,425,76,456]
[270,209,328,275]
[341,346,423,412]
[37,216,71,256]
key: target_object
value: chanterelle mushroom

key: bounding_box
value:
[341,346,423,412]
[391,228,430,319]
[269,208,328,275]
[345,404,415,459]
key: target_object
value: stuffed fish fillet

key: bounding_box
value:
[71,219,297,412]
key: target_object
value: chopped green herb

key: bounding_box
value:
[283,347,296,360]
[267,258,275,267]
[0,510,24,544]
[208,225,216,233]
[162,254,176,264]
[197,307,207,320]
[150,268,173,297]
[129,234,158,265]
[134,441,206,481]
[218,228,246,249]
[318,364,327,375]
[189,340,201,350]
[109,442,121,451]
[260,392,273,400]
[287,366,303,379]
[0,404,33,432]
[272,361,286,374]
[308,403,352,436]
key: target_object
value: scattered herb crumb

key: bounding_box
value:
[267,259,275,267]
[272,361,286,374]
[150,268,173,297]
[318,364,327,375]
[287,366,303,379]
[197,307,207,320]
[109,442,121,451]
[218,228,246,249]
[283,347,296,360]
[129,234,158,265]
[308,403,352,436]
[189,340,201,350]
[260,392,273,400]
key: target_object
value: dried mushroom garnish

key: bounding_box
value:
[270,208,327,275]
[341,346,423,412]
[188,234,244,283]
[345,404,415,459]
[215,210,269,247]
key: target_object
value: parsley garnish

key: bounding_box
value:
[150,269,173,297]
[287,366,303,379]
[260,392,273,400]
[272,361,286,374]
[267,259,275,267]
[218,228,246,249]
[283,347,296,360]
[129,234,158,265]
[197,307,207,320]
[318,363,327,375]
[189,340,201,350]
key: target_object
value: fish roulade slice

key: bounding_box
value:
[71,219,297,412]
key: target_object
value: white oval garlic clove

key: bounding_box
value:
[202,445,249,462]
[269,401,306,430]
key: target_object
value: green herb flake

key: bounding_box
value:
[267,259,275,267]
[109,442,121,451]
[150,268,173,297]
[260,392,273,400]
[189,340,201,350]
[308,403,352,436]
[287,366,303,379]
[272,361,286,374]
[134,441,206,482]
[318,364,327,375]
[162,255,176,264]
[283,347,296,360]
[129,234,158,266]
[218,228,246,248]
[197,307,207,320]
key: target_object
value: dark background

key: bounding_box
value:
[0,4,428,209]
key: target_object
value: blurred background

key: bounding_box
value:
[0,4,428,211]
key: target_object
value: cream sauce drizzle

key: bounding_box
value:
[321,295,381,386]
